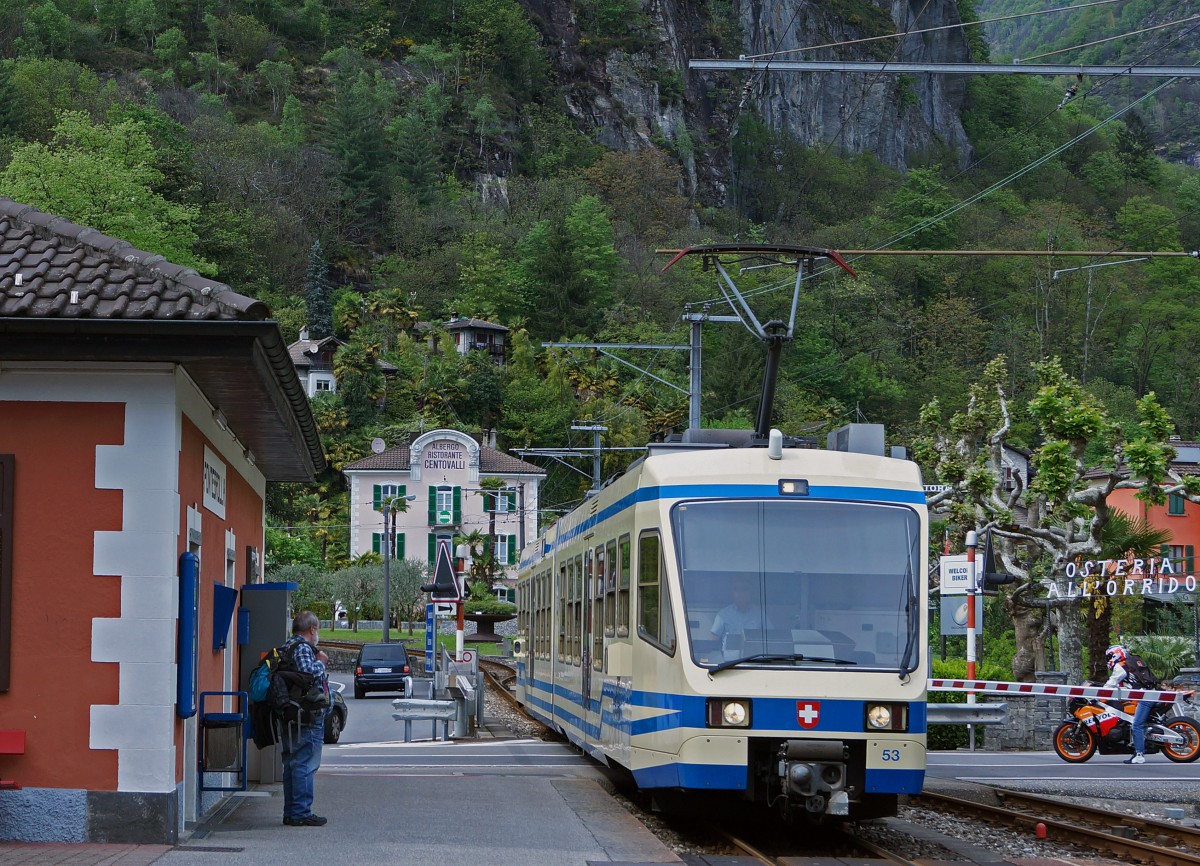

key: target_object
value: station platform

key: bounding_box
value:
[0,716,681,866]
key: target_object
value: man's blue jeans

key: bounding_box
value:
[281,717,324,819]
[1132,699,1154,753]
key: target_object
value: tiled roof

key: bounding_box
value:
[288,335,342,368]
[344,444,545,475]
[0,198,324,480]
[445,317,508,332]
[0,198,268,320]
[286,335,398,372]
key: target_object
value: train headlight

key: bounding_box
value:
[707,698,751,727]
[864,702,907,732]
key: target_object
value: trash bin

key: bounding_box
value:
[199,691,248,792]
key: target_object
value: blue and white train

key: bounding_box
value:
[512,426,928,821]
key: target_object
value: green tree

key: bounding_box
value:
[451,232,528,325]
[518,195,618,340]
[334,563,382,629]
[389,111,441,206]
[8,57,103,142]
[257,58,293,117]
[304,240,334,337]
[1,111,213,272]
[18,0,72,58]
[914,356,1200,682]
[153,27,193,83]
[1115,113,1160,187]
[325,68,394,226]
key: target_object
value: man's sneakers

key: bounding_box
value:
[284,814,328,826]
[1124,752,1145,764]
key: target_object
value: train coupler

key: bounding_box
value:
[777,739,848,817]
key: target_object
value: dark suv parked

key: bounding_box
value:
[353,642,412,699]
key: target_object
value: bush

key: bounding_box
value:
[927,658,1011,750]
[464,580,516,615]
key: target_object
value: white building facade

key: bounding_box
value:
[343,429,544,577]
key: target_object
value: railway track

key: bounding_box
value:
[715,825,922,866]
[915,789,1200,866]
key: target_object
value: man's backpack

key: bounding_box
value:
[247,638,328,747]
[263,637,329,725]
[248,641,297,703]
[1126,652,1160,690]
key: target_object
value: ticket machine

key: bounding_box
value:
[239,581,295,783]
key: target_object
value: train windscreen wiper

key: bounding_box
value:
[709,653,858,674]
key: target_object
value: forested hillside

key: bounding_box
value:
[975,0,1200,164]
[0,0,1198,569]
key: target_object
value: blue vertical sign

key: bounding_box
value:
[177,551,199,718]
[425,603,436,673]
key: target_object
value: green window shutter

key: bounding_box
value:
[452,486,461,524]
[372,533,381,554]
[396,533,405,560]
[1187,545,1195,574]
[373,484,382,511]
[428,486,436,524]
[507,490,517,511]
[428,533,436,565]
[508,534,517,565]
[484,491,494,514]
[398,484,406,500]
[483,535,492,556]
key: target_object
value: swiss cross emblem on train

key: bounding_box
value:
[796,701,821,729]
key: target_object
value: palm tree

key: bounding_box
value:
[477,476,507,584]
[1085,511,1172,682]
[454,529,491,586]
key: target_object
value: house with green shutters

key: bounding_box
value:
[343,429,545,579]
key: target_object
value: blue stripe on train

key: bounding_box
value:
[631,763,925,794]
[865,767,925,794]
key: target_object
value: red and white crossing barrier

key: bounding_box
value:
[928,678,1193,703]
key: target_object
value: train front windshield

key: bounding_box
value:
[673,500,922,672]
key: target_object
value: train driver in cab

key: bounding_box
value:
[710,577,773,652]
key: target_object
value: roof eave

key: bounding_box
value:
[0,318,325,481]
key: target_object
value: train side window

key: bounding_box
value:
[617,534,630,637]
[637,532,676,655]
[604,539,617,638]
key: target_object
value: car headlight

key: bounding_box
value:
[706,698,751,727]
[867,705,892,729]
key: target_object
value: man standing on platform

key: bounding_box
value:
[280,611,330,826]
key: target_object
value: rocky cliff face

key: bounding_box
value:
[738,0,972,167]
[526,0,974,199]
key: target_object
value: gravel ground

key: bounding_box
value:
[482,684,1167,863]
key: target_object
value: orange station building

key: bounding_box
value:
[0,199,324,842]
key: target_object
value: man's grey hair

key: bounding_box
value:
[292,610,319,634]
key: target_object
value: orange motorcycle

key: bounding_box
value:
[1053,687,1200,763]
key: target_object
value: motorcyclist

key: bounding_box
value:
[1104,644,1153,764]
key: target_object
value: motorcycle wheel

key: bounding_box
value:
[1053,721,1097,762]
[1162,718,1200,763]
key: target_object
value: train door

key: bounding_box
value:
[581,542,594,727]
[524,575,535,691]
